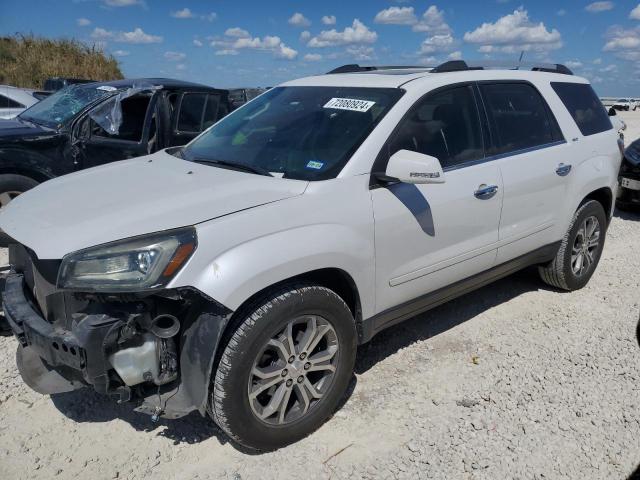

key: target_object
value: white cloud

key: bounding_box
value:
[225,27,250,38]
[374,7,417,25]
[91,27,162,44]
[213,30,298,60]
[565,60,583,69]
[557,9,567,16]
[303,53,323,61]
[630,4,640,20]
[413,6,452,35]
[171,8,194,18]
[585,2,614,13]
[420,33,455,54]
[463,8,562,53]
[603,26,640,51]
[300,30,311,42]
[215,49,239,56]
[593,57,602,64]
[103,0,142,7]
[202,13,217,22]
[77,18,91,27]
[112,50,130,57]
[346,45,375,61]
[321,15,336,25]
[307,19,377,47]
[288,12,311,28]
[164,51,186,61]
[600,64,617,72]
[193,39,203,47]
[176,64,186,71]
[447,50,462,60]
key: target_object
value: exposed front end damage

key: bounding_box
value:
[3,244,232,419]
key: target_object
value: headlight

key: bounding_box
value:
[57,227,197,292]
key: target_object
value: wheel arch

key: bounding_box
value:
[581,186,613,224]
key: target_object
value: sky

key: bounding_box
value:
[2,0,640,95]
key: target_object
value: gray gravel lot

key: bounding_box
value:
[0,119,639,479]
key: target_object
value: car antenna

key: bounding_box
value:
[516,50,525,70]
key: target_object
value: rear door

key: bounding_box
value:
[371,84,503,315]
[478,82,570,263]
[167,92,223,147]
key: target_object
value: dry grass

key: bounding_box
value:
[0,34,123,90]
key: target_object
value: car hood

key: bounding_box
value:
[0,117,56,141]
[0,150,308,259]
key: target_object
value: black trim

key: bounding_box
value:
[359,242,560,344]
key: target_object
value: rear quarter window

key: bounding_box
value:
[550,82,612,136]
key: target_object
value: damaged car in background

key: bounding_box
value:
[617,137,640,210]
[0,78,232,210]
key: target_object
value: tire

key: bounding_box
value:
[0,174,39,208]
[209,284,357,451]
[0,174,39,247]
[539,200,607,291]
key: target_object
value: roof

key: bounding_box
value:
[80,78,221,91]
[282,68,590,91]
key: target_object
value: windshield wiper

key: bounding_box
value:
[191,158,273,177]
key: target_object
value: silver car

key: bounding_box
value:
[0,85,42,119]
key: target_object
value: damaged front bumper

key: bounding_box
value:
[3,244,233,420]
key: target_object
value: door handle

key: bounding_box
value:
[474,184,499,200]
[556,163,572,177]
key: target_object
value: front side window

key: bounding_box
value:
[551,82,612,136]
[182,86,404,180]
[388,85,484,169]
[91,93,152,142]
[480,83,559,156]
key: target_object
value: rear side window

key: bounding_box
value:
[0,94,24,109]
[551,82,612,136]
[480,83,559,156]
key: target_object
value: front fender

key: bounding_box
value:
[171,223,376,319]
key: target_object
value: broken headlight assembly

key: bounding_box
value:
[57,227,197,292]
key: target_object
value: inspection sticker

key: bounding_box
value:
[323,97,375,112]
[306,160,324,170]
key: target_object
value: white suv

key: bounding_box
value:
[0,61,621,450]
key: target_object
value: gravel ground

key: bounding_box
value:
[0,121,639,479]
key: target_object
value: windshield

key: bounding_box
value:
[20,84,114,128]
[182,86,404,180]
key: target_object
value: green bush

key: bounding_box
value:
[0,34,123,90]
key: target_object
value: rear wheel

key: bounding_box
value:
[539,200,607,291]
[209,284,357,451]
[0,174,39,208]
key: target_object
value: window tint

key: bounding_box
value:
[92,94,151,142]
[480,83,556,155]
[551,82,612,136]
[389,85,484,169]
[177,93,206,132]
[202,95,220,129]
[0,94,24,109]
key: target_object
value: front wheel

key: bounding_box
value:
[0,174,39,208]
[539,200,607,291]
[209,284,357,451]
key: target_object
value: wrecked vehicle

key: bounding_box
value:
[617,138,640,210]
[0,62,621,451]
[0,78,232,208]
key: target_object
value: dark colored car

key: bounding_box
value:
[42,77,96,92]
[0,78,232,208]
[228,87,269,109]
[617,138,640,210]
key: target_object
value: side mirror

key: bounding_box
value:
[384,149,445,184]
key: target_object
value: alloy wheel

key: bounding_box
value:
[0,191,22,208]
[248,315,339,425]
[571,215,601,277]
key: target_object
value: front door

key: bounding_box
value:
[79,91,158,169]
[371,84,503,316]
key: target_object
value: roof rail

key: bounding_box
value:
[431,60,574,76]
[327,64,425,74]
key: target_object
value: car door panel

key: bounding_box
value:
[371,83,503,314]
[372,163,502,312]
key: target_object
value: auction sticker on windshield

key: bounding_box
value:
[324,98,376,112]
